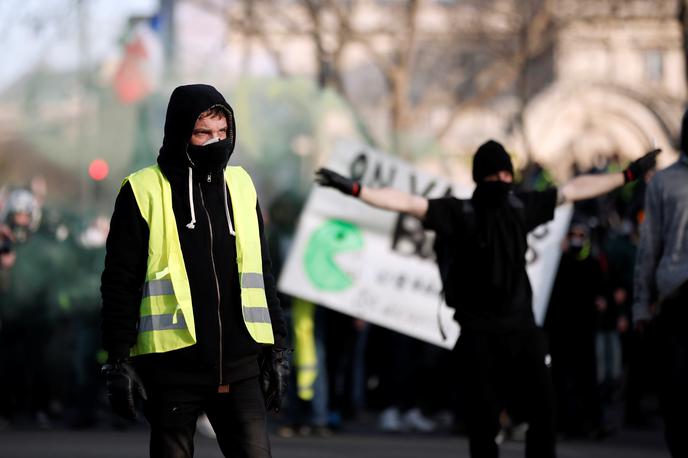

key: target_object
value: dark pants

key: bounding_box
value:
[456,329,556,458]
[623,326,657,426]
[549,331,600,435]
[143,376,270,458]
[656,285,688,458]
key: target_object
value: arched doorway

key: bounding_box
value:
[522,82,680,180]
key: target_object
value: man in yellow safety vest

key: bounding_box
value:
[101,84,289,458]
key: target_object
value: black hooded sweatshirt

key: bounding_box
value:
[101,84,287,387]
[423,185,558,333]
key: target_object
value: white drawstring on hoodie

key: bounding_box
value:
[223,177,235,236]
[185,166,196,229]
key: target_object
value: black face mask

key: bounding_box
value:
[472,181,513,207]
[568,237,586,256]
[186,138,233,174]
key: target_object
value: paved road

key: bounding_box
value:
[0,427,670,458]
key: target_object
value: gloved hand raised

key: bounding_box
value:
[315,168,362,197]
[101,359,148,421]
[259,347,291,413]
[623,148,661,183]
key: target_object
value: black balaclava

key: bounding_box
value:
[472,140,515,207]
[156,84,237,231]
[472,140,514,183]
[157,84,236,178]
[187,135,233,174]
[470,140,524,300]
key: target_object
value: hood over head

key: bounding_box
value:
[157,84,236,176]
[472,140,514,183]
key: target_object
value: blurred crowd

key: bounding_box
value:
[0,178,109,429]
[0,155,666,443]
[265,154,663,442]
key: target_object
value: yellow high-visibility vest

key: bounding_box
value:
[125,165,274,357]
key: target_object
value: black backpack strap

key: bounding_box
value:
[507,193,527,230]
[507,193,524,209]
[461,199,476,236]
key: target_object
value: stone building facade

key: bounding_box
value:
[523,0,686,178]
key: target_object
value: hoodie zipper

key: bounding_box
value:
[198,181,223,386]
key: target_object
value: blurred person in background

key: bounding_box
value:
[0,182,44,283]
[633,110,688,458]
[598,220,635,405]
[277,298,332,438]
[265,193,332,438]
[315,140,658,458]
[545,220,606,438]
[0,188,42,242]
[0,187,42,275]
[100,84,289,458]
[0,204,108,430]
[19,210,107,430]
[375,330,438,433]
[61,214,110,429]
[622,176,658,428]
[0,184,42,311]
[324,312,369,429]
[0,220,55,429]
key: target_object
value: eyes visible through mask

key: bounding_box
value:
[190,114,229,146]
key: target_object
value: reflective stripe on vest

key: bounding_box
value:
[143,279,174,298]
[241,272,265,289]
[125,165,274,357]
[243,306,272,324]
[139,313,187,332]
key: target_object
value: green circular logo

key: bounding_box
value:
[303,219,364,291]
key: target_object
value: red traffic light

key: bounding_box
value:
[89,159,110,181]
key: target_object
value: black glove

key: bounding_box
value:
[259,347,291,413]
[101,359,148,421]
[623,148,661,183]
[315,168,362,197]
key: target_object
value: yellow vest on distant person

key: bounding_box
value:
[125,165,274,356]
[292,298,317,401]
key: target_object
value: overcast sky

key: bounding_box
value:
[0,0,158,90]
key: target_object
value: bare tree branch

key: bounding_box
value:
[188,0,559,158]
[434,0,555,142]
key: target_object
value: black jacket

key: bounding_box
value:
[101,85,287,387]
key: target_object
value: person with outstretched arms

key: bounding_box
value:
[315,140,658,458]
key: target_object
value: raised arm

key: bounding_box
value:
[558,149,660,204]
[315,168,429,219]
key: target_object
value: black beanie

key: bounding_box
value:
[681,108,688,155]
[472,140,514,182]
